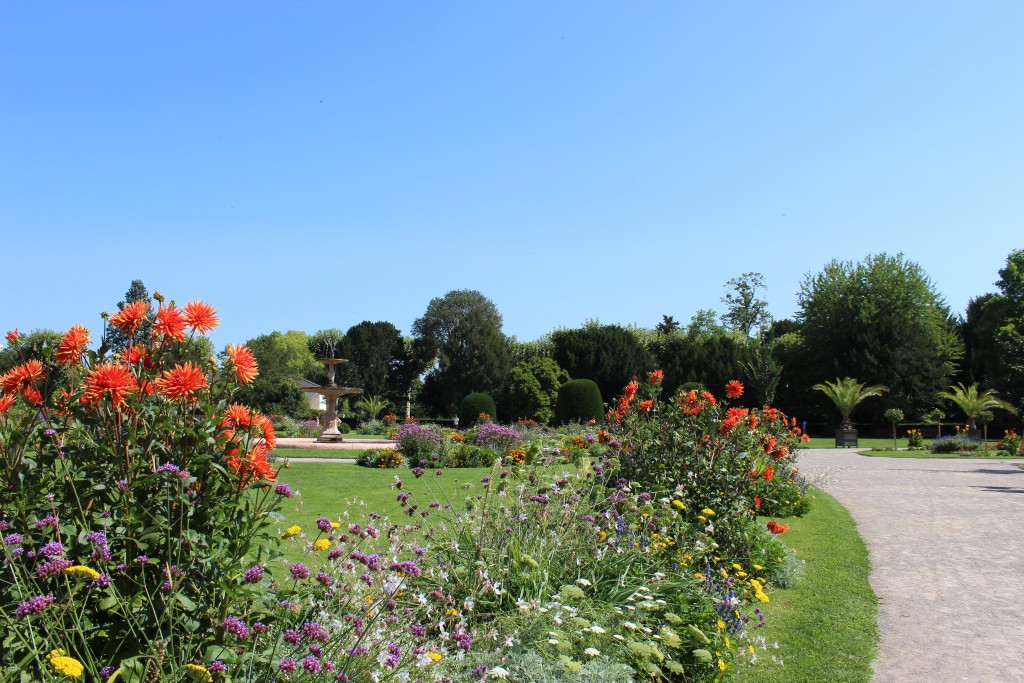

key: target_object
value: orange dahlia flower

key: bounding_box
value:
[109,301,150,335]
[725,380,744,399]
[0,394,15,413]
[183,300,219,334]
[83,362,135,409]
[153,304,187,342]
[158,362,208,401]
[225,344,258,384]
[1,360,45,394]
[56,325,90,366]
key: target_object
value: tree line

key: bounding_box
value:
[4,250,1022,432]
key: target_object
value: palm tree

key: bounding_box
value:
[813,377,887,430]
[355,395,390,422]
[937,383,1018,429]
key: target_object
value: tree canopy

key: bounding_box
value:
[551,323,652,402]
[413,290,510,416]
[797,253,962,421]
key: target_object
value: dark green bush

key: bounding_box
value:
[459,392,497,427]
[437,443,498,468]
[554,379,604,425]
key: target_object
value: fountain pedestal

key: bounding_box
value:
[301,359,363,443]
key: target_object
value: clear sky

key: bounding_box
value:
[1,2,1021,349]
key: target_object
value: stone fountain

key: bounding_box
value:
[302,358,362,443]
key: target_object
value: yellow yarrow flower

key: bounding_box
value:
[671,500,685,510]
[330,522,341,529]
[312,539,331,552]
[183,663,213,682]
[731,563,742,571]
[282,525,302,539]
[64,565,101,581]
[427,652,442,662]
[701,508,715,516]
[48,650,84,679]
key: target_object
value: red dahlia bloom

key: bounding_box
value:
[766,520,789,534]
[158,362,208,401]
[725,380,744,399]
[153,304,187,341]
[183,300,219,334]
[225,345,258,384]
[56,324,90,366]
[109,301,150,335]
[83,362,136,409]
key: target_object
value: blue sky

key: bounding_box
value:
[1,2,1021,349]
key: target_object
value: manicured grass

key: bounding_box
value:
[273,461,491,534]
[272,448,361,460]
[740,489,878,683]
[857,449,1022,459]
[804,436,916,450]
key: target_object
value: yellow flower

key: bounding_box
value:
[331,522,341,529]
[716,619,725,631]
[64,565,101,581]
[183,663,213,682]
[731,563,742,571]
[282,525,302,538]
[694,573,705,580]
[697,515,707,522]
[752,564,764,571]
[48,650,84,679]
[671,500,685,510]
[427,652,442,662]
[718,658,727,673]
[701,508,715,516]
[312,539,331,552]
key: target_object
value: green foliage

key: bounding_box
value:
[554,379,604,425]
[813,377,887,429]
[344,321,410,405]
[652,328,752,400]
[959,250,1024,413]
[551,323,653,401]
[797,253,963,422]
[232,375,308,417]
[503,356,570,423]
[354,394,390,421]
[937,382,1017,427]
[234,331,317,416]
[459,392,497,427]
[742,339,783,405]
[721,272,771,336]
[414,290,511,416]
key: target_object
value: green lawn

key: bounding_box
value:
[273,448,361,460]
[740,489,878,683]
[857,449,1022,459]
[804,436,917,450]
[273,461,491,534]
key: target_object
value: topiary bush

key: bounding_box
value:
[459,392,496,427]
[554,379,604,425]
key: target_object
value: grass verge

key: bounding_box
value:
[740,488,878,683]
[858,450,1022,459]
[272,448,360,460]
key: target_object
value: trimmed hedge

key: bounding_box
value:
[555,379,604,425]
[459,392,497,427]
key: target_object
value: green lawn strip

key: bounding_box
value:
[856,450,1022,459]
[740,489,878,683]
[272,448,362,460]
[804,436,915,450]
[273,461,491,541]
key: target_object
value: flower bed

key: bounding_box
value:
[1,298,812,682]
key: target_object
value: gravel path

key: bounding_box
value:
[797,449,1024,683]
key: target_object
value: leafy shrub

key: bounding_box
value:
[906,428,925,448]
[930,435,984,454]
[554,379,604,425]
[1001,429,1021,455]
[434,443,497,468]
[355,447,404,468]
[459,392,496,427]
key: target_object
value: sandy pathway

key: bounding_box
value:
[798,449,1024,682]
